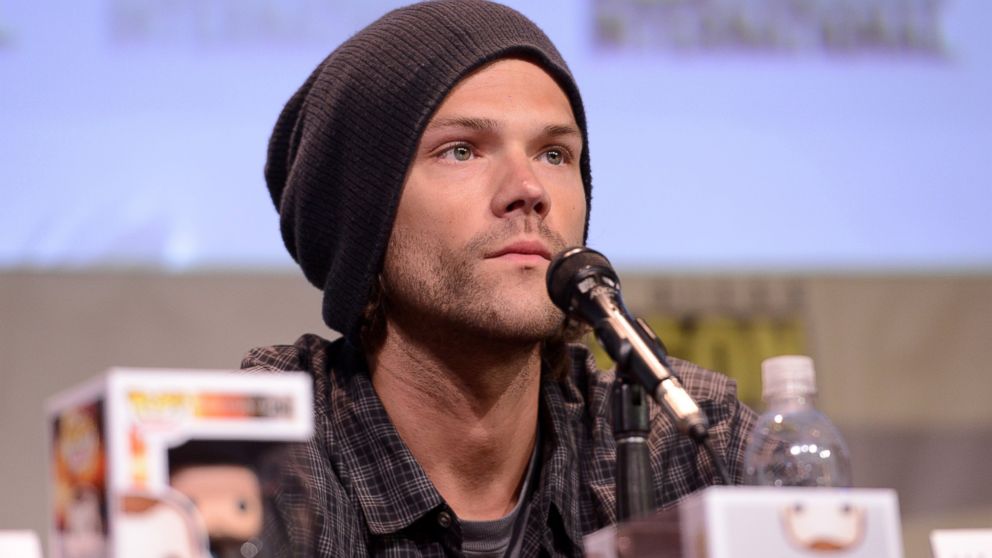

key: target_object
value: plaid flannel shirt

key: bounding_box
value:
[242,334,756,557]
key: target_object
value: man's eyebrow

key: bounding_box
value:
[426,117,501,131]
[543,124,581,138]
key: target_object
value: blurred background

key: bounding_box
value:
[1,1,989,556]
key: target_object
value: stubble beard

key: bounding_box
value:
[382,218,570,345]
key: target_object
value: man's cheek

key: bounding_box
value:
[567,216,587,246]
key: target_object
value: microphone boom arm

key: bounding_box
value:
[583,284,709,440]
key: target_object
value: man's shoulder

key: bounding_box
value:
[668,356,744,403]
[564,344,743,407]
[240,333,343,373]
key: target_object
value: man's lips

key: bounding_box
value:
[485,240,552,261]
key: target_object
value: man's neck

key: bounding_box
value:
[369,319,542,521]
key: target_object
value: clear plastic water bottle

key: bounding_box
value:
[743,355,852,487]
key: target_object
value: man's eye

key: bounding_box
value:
[441,145,473,162]
[544,149,565,165]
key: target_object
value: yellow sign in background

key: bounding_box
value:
[586,314,806,408]
[584,276,807,408]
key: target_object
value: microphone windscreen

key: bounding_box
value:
[546,247,617,312]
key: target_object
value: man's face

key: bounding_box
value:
[382,58,587,343]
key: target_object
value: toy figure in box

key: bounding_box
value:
[117,492,206,558]
[168,441,265,558]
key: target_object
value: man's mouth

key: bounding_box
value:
[486,240,552,263]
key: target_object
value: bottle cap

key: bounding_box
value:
[761,355,817,400]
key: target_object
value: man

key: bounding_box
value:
[245,1,756,556]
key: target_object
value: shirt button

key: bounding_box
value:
[437,510,453,528]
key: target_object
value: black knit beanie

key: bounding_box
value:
[265,0,592,343]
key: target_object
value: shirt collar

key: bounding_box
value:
[326,344,444,535]
[536,373,587,551]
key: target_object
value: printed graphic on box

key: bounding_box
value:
[51,400,108,558]
[123,390,296,488]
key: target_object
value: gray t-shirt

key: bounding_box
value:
[460,436,540,558]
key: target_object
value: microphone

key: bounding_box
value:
[546,247,710,441]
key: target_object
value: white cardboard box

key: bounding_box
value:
[679,486,904,558]
[930,529,992,557]
[47,368,313,558]
[0,531,43,558]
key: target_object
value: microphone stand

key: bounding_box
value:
[609,338,654,521]
[604,317,732,521]
[546,246,733,522]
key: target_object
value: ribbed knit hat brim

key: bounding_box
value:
[265,0,592,343]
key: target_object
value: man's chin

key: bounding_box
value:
[458,302,564,344]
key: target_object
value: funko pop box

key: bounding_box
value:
[46,368,313,558]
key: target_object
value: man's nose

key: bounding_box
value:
[490,153,550,219]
